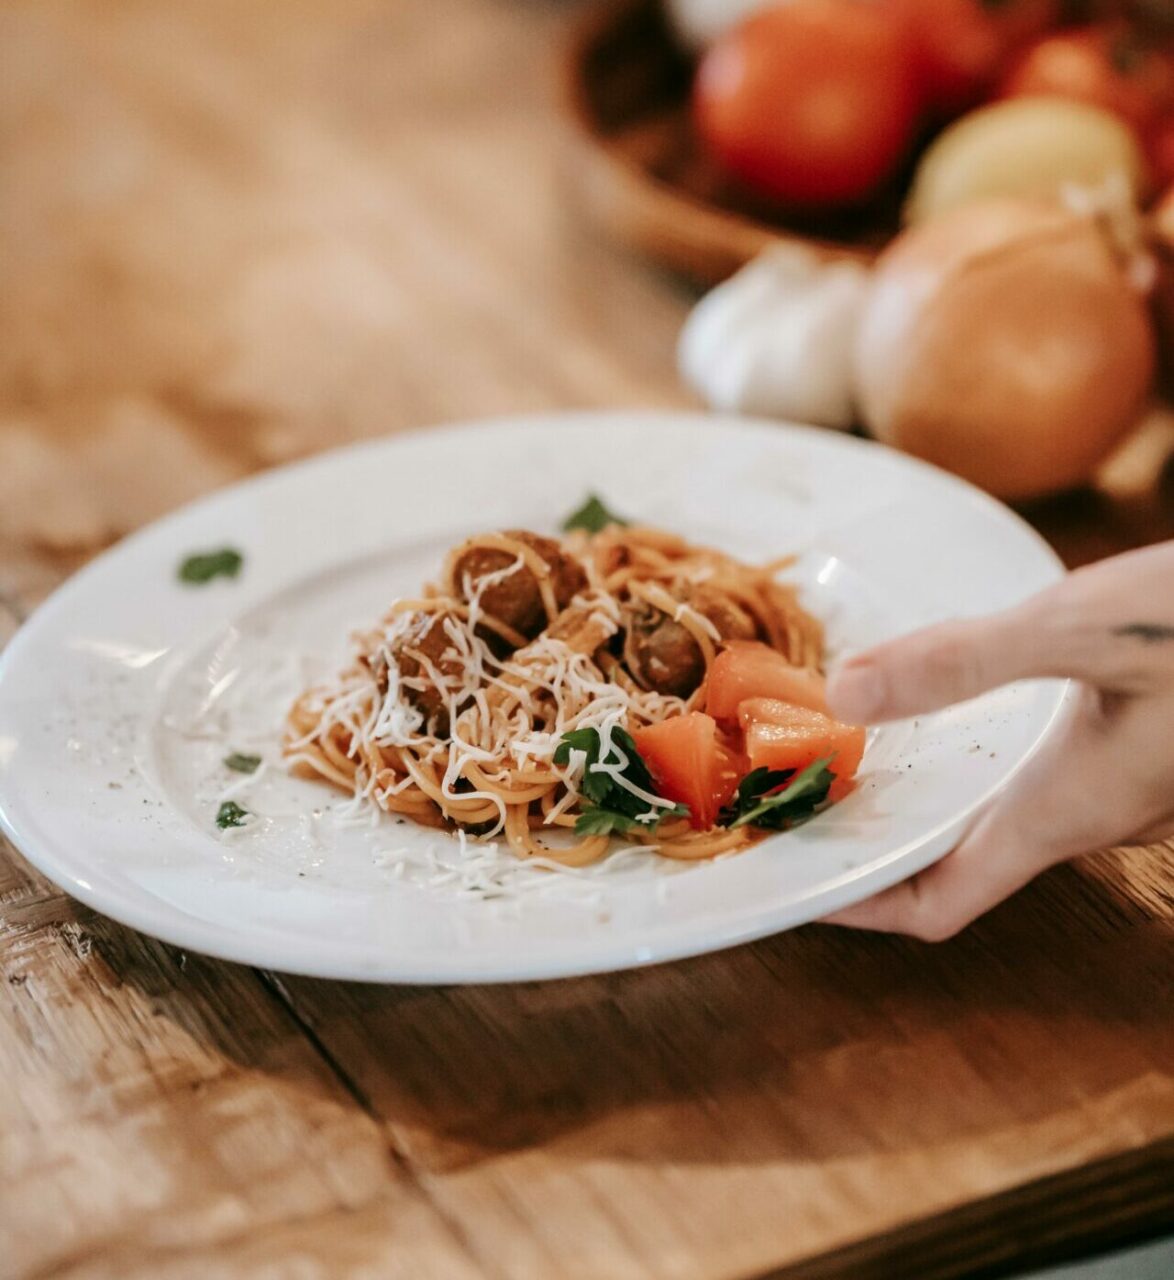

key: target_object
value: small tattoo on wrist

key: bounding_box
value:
[1112,622,1174,643]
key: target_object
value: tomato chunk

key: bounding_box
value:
[706,641,829,722]
[737,698,866,795]
[632,712,748,830]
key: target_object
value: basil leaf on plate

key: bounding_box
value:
[216,800,250,829]
[179,548,243,584]
[224,752,261,774]
[561,494,629,534]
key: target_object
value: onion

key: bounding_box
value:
[854,198,1155,500]
[904,98,1148,227]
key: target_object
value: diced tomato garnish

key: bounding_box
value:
[737,697,866,788]
[632,712,749,830]
[706,641,829,722]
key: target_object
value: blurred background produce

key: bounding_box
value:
[692,1,921,207]
[895,0,1061,115]
[854,196,1155,497]
[902,98,1146,222]
[568,0,1174,498]
[679,245,869,425]
[6,0,1174,574]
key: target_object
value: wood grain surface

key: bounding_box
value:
[3,3,1174,1278]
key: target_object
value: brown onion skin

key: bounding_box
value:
[855,198,1156,500]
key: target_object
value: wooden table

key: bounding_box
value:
[3,3,1174,1277]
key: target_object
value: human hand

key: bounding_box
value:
[823,541,1174,941]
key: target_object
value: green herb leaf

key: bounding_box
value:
[718,766,793,826]
[555,725,688,834]
[223,752,261,774]
[735,766,794,806]
[573,806,643,837]
[727,756,836,830]
[561,494,630,534]
[554,727,615,805]
[215,800,250,829]
[609,726,658,795]
[574,801,688,838]
[179,547,243,584]
[553,727,599,767]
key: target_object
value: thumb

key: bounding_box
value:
[829,545,1174,725]
[826,612,1046,724]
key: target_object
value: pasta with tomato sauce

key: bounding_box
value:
[285,504,865,866]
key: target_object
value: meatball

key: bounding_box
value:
[452,530,586,640]
[625,586,757,697]
[386,613,462,721]
[691,584,758,645]
[625,610,705,698]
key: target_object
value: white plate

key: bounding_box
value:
[0,413,1066,983]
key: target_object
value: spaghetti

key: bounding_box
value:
[286,521,828,865]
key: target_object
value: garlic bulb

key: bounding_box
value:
[678,245,871,429]
[666,0,773,50]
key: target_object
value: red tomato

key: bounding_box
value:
[632,712,748,830]
[737,698,866,795]
[705,641,829,722]
[1001,24,1174,141]
[895,0,1062,113]
[693,0,922,206]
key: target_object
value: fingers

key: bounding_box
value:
[821,803,1051,941]
[821,545,1174,939]
[1130,817,1174,845]
[828,544,1174,725]
[827,613,1041,724]
[821,745,1076,940]
[821,686,1171,940]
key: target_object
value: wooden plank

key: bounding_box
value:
[269,848,1174,1279]
[767,1137,1174,1279]
[0,844,483,1280]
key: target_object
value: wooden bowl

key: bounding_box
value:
[561,0,901,285]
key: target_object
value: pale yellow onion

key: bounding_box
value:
[854,198,1155,500]
[905,98,1147,227]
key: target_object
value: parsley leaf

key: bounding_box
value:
[574,807,643,837]
[555,725,688,835]
[561,494,630,534]
[215,800,250,829]
[608,727,659,796]
[553,727,600,766]
[223,752,262,774]
[574,802,689,838]
[735,766,793,806]
[179,547,244,584]
[727,756,836,830]
[554,727,610,804]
